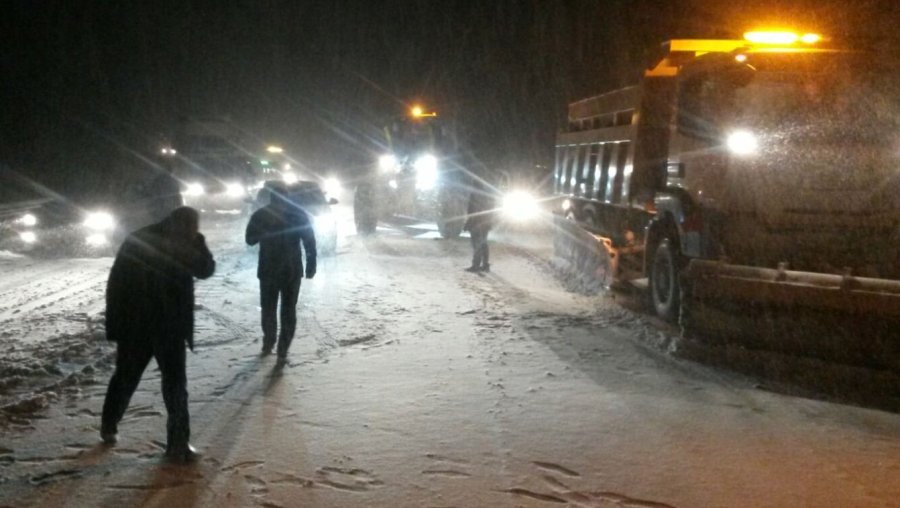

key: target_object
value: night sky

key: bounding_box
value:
[2,1,897,198]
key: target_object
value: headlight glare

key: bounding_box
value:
[184,182,205,196]
[502,190,540,221]
[414,154,438,190]
[225,182,245,197]
[83,211,115,231]
[379,154,398,172]
[727,129,758,156]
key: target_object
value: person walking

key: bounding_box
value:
[245,182,317,363]
[463,180,496,272]
[101,207,215,462]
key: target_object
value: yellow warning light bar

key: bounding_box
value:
[744,31,822,45]
[410,105,437,118]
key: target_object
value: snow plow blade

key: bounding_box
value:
[685,260,900,319]
[682,259,900,377]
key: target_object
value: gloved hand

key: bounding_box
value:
[305,260,316,279]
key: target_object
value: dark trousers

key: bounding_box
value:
[470,227,490,269]
[101,338,189,450]
[260,275,302,354]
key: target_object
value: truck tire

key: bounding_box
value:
[353,184,377,236]
[650,237,682,322]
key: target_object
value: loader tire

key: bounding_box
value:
[650,238,681,323]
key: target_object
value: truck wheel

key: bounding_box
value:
[354,184,377,236]
[650,237,682,322]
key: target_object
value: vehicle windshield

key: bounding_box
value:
[728,52,900,143]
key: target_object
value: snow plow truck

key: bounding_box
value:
[553,31,900,372]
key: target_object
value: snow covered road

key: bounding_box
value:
[1,214,899,507]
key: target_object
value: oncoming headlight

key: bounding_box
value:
[17,213,38,227]
[225,182,245,197]
[183,182,205,196]
[379,154,398,172]
[414,154,438,190]
[20,231,37,244]
[726,129,758,156]
[83,211,116,231]
[502,190,540,221]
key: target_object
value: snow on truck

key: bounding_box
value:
[554,31,900,364]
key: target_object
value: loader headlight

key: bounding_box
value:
[225,182,245,197]
[414,153,438,190]
[502,190,540,221]
[184,182,205,196]
[19,231,37,244]
[726,129,758,156]
[17,213,38,227]
[379,154,398,172]
[83,211,116,231]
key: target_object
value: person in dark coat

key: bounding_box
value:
[246,183,316,362]
[463,180,496,272]
[100,206,215,462]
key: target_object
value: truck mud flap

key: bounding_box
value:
[682,259,900,372]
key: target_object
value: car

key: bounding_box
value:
[255,180,339,256]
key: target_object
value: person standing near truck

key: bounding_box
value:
[245,182,317,363]
[463,179,496,272]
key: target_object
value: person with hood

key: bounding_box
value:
[246,182,317,363]
[463,179,496,272]
[100,206,215,462]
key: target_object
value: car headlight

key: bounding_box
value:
[283,172,298,184]
[83,211,116,231]
[17,213,38,227]
[379,154,398,172]
[502,190,540,221]
[183,182,205,196]
[225,182,245,197]
[726,129,758,156]
[414,154,438,190]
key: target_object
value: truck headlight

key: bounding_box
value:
[83,211,116,231]
[184,182,205,196]
[502,190,540,221]
[379,154,398,172]
[414,154,438,190]
[19,231,37,244]
[726,129,758,156]
[225,182,245,197]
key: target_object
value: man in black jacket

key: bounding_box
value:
[100,206,215,462]
[463,180,496,272]
[246,183,316,363]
